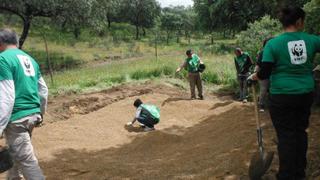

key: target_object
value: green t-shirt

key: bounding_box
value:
[185,54,200,73]
[141,104,160,122]
[234,52,250,73]
[263,32,320,94]
[0,48,41,121]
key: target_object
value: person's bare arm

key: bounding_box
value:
[127,107,142,126]
[176,61,187,73]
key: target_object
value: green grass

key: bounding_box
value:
[1,22,238,96]
[45,53,237,96]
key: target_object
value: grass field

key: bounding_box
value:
[45,53,237,96]
[3,24,238,96]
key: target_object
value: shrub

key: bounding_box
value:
[27,50,83,73]
[304,0,320,34]
[236,16,282,61]
[202,72,220,84]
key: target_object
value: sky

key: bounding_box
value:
[157,0,194,7]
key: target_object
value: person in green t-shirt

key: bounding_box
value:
[126,99,160,132]
[176,49,204,100]
[248,7,320,180]
[0,29,48,179]
[234,48,253,103]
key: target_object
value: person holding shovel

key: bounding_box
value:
[234,48,253,103]
[176,49,204,100]
[0,29,48,179]
[126,99,160,132]
[248,7,320,180]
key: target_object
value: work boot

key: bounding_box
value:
[199,95,204,100]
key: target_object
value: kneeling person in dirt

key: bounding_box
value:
[127,99,160,132]
[0,29,48,179]
[176,50,204,100]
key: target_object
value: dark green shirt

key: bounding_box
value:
[263,32,320,94]
[234,52,251,74]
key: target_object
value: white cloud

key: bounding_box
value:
[158,0,194,7]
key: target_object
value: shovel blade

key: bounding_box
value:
[248,150,274,180]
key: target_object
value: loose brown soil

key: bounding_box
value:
[1,82,320,179]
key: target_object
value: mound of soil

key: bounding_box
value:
[1,82,320,179]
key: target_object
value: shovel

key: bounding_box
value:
[248,83,274,180]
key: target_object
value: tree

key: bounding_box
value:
[0,0,64,48]
[237,15,282,60]
[119,0,161,40]
[304,0,320,34]
[276,0,311,8]
[181,7,197,44]
[107,1,121,28]
[56,0,97,39]
[0,0,102,48]
[194,0,277,40]
[160,6,195,44]
[160,7,183,44]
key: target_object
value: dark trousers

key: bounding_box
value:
[137,117,158,128]
[237,74,249,100]
[269,93,313,180]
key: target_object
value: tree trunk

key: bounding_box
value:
[155,33,158,60]
[40,31,54,85]
[223,30,226,38]
[108,19,111,29]
[232,30,236,38]
[19,17,32,49]
[135,25,139,40]
[166,31,170,45]
[73,27,81,39]
[142,28,146,37]
[211,34,214,45]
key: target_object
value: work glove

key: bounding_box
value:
[247,74,257,87]
[35,114,43,127]
[126,122,133,126]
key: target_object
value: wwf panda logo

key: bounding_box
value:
[17,55,35,76]
[23,59,31,69]
[292,43,304,57]
[288,40,307,65]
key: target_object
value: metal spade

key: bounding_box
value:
[248,84,274,180]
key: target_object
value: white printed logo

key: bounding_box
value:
[17,55,35,76]
[288,40,307,65]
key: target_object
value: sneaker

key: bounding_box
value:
[191,96,196,100]
[144,127,155,132]
[242,99,248,103]
[139,123,146,128]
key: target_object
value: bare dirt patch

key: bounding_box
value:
[2,82,320,179]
